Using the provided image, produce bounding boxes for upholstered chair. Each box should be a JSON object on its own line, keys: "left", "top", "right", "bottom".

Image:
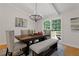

{"left": 51, "top": 31, "right": 58, "bottom": 40}
{"left": 6, "top": 30, "right": 27, "bottom": 56}
{"left": 21, "top": 30, "right": 29, "bottom": 35}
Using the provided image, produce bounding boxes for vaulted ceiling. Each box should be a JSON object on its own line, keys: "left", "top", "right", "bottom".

{"left": 12, "top": 3, "right": 79, "bottom": 18}
{"left": 1, "top": 3, "right": 79, "bottom": 18}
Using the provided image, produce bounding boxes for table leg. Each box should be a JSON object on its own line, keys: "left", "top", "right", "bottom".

{"left": 39, "top": 36, "right": 46, "bottom": 42}
{"left": 23, "top": 41, "right": 29, "bottom": 56}
{"left": 31, "top": 40, "right": 35, "bottom": 44}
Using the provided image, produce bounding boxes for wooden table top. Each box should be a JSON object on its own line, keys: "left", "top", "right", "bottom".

{"left": 15, "top": 34, "right": 45, "bottom": 41}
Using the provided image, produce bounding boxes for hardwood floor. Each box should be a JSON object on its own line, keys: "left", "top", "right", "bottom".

{"left": 64, "top": 45, "right": 79, "bottom": 56}
{"left": 0, "top": 44, "right": 7, "bottom": 56}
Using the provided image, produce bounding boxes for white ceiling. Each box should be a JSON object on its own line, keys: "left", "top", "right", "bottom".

{"left": 1, "top": 3, "right": 79, "bottom": 18}
{"left": 54, "top": 3, "right": 79, "bottom": 13}
{"left": 12, "top": 3, "right": 58, "bottom": 17}
{"left": 12, "top": 3, "right": 79, "bottom": 17}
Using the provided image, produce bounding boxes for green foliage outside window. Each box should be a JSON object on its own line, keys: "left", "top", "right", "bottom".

{"left": 52, "top": 19, "right": 61, "bottom": 31}
{"left": 43, "top": 19, "right": 61, "bottom": 35}
{"left": 44, "top": 20, "right": 50, "bottom": 30}
{"left": 43, "top": 19, "right": 61, "bottom": 31}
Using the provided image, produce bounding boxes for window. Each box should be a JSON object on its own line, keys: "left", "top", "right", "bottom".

{"left": 43, "top": 19, "right": 61, "bottom": 36}
{"left": 44, "top": 20, "right": 50, "bottom": 30}
{"left": 52, "top": 19, "right": 61, "bottom": 31}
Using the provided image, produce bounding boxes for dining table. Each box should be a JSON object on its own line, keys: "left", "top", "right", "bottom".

{"left": 15, "top": 34, "right": 47, "bottom": 55}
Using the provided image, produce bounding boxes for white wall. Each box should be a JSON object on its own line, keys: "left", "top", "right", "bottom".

{"left": 61, "top": 8, "right": 79, "bottom": 48}
{"left": 0, "top": 5, "right": 35, "bottom": 44}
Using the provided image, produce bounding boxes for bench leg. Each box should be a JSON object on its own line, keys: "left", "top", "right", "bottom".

{"left": 32, "top": 51, "right": 39, "bottom": 56}
{"left": 32, "top": 51, "right": 35, "bottom": 56}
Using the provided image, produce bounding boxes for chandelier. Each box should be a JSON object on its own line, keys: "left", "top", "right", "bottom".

{"left": 29, "top": 3, "right": 42, "bottom": 22}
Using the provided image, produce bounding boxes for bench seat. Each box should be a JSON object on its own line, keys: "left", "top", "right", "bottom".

{"left": 30, "top": 39, "right": 58, "bottom": 55}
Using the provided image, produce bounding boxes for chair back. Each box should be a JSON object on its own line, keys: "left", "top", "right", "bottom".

{"left": 6, "top": 30, "right": 14, "bottom": 52}
{"left": 21, "top": 30, "right": 29, "bottom": 35}
{"left": 51, "top": 31, "right": 58, "bottom": 39}
{"left": 44, "top": 30, "right": 51, "bottom": 36}
{"left": 21, "top": 30, "right": 34, "bottom": 35}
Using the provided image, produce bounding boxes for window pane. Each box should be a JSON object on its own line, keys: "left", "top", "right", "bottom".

{"left": 52, "top": 19, "right": 61, "bottom": 31}
{"left": 44, "top": 20, "right": 50, "bottom": 30}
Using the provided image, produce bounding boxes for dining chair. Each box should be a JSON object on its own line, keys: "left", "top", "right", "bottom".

{"left": 21, "top": 30, "right": 29, "bottom": 35}
{"left": 51, "top": 31, "right": 58, "bottom": 40}
{"left": 44, "top": 30, "right": 51, "bottom": 39}
{"left": 6, "top": 30, "right": 27, "bottom": 56}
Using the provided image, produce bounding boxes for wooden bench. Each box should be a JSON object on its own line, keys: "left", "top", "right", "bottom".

{"left": 30, "top": 39, "right": 58, "bottom": 56}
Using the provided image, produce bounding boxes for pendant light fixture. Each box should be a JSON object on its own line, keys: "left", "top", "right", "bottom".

{"left": 29, "top": 3, "right": 42, "bottom": 22}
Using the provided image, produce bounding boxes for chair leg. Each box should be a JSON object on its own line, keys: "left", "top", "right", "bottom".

{"left": 5, "top": 48, "right": 12, "bottom": 56}
{"left": 8, "top": 52, "right": 12, "bottom": 56}
{"left": 5, "top": 48, "right": 8, "bottom": 56}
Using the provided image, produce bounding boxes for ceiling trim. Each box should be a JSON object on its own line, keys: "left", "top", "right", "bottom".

{"left": 51, "top": 3, "right": 60, "bottom": 15}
